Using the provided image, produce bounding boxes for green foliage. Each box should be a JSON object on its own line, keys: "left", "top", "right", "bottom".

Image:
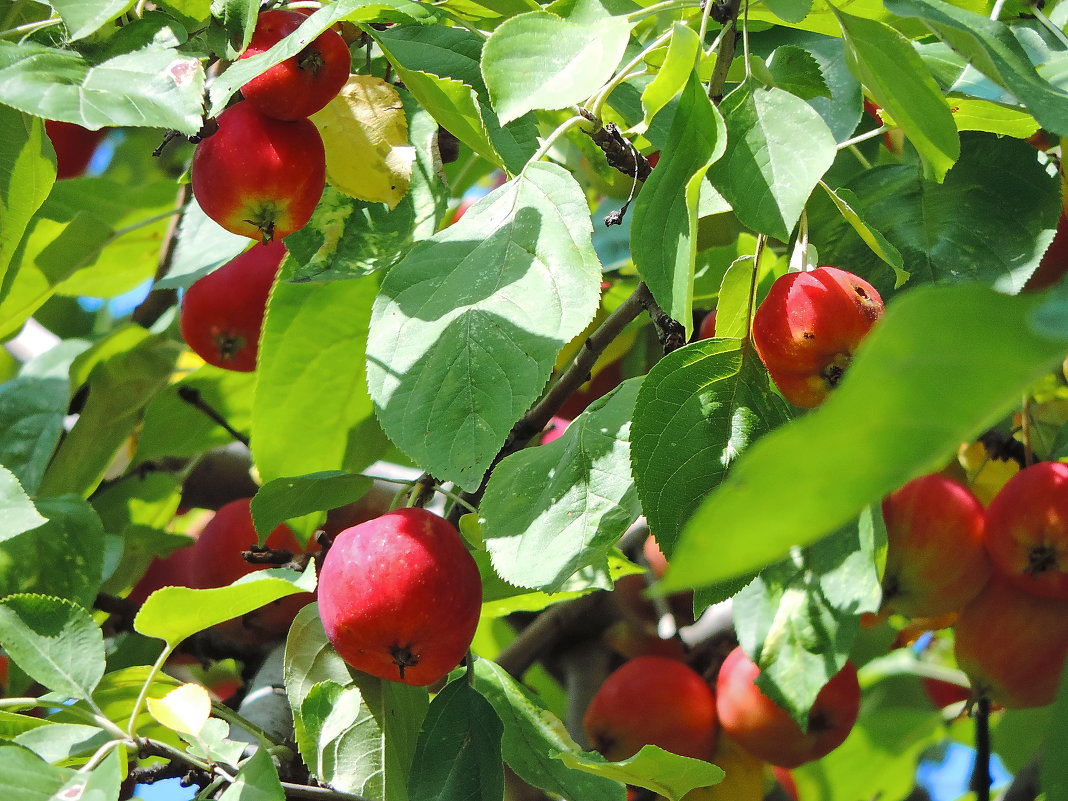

{"left": 1, "top": 0, "right": 1065, "bottom": 797}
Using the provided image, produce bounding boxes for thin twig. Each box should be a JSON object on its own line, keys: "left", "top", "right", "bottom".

{"left": 177, "top": 386, "right": 251, "bottom": 447}
{"left": 970, "top": 695, "right": 993, "bottom": 801}
{"left": 132, "top": 183, "right": 191, "bottom": 328}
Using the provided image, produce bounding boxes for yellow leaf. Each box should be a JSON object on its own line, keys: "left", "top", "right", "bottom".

{"left": 311, "top": 75, "right": 416, "bottom": 209}
{"left": 146, "top": 682, "right": 212, "bottom": 736}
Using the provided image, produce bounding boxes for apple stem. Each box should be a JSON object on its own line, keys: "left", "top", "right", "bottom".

{"left": 969, "top": 695, "right": 992, "bottom": 801}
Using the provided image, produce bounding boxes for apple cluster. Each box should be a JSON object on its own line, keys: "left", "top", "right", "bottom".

{"left": 882, "top": 462, "right": 1068, "bottom": 709}
{"left": 752, "top": 266, "right": 884, "bottom": 408}
{"left": 179, "top": 10, "right": 351, "bottom": 372}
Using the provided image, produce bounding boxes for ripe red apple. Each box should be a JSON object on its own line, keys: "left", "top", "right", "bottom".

{"left": 880, "top": 474, "right": 990, "bottom": 617}
{"left": 954, "top": 576, "right": 1068, "bottom": 708}
{"left": 179, "top": 240, "right": 285, "bottom": 372}
{"left": 45, "top": 120, "right": 107, "bottom": 179}
{"left": 984, "top": 461, "right": 1068, "bottom": 600}
{"left": 317, "top": 507, "right": 482, "bottom": 686}
{"left": 697, "top": 310, "right": 717, "bottom": 340}
{"left": 921, "top": 677, "right": 971, "bottom": 710}
{"left": 239, "top": 10, "right": 350, "bottom": 121}
{"left": 127, "top": 542, "right": 197, "bottom": 607}
{"left": 716, "top": 647, "right": 860, "bottom": 768}
{"left": 583, "top": 656, "right": 718, "bottom": 761}
{"left": 772, "top": 767, "right": 799, "bottom": 801}
{"left": 188, "top": 498, "right": 313, "bottom": 642}
{"left": 752, "top": 267, "right": 884, "bottom": 408}
{"left": 191, "top": 101, "right": 326, "bottom": 242}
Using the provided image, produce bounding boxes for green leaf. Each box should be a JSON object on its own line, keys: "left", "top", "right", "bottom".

{"left": 207, "top": 1, "right": 434, "bottom": 116}
{"left": 251, "top": 472, "right": 371, "bottom": 540}
{"left": 134, "top": 365, "right": 256, "bottom": 463}
{"left": 481, "top": 379, "right": 642, "bottom": 590}
{"left": 707, "top": 80, "right": 836, "bottom": 242}
{"left": 481, "top": 10, "right": 631, "bottom": 125}
{"left": 1042, "top": 666, "right": 1068, "bottom": 801}
{"left": 0, "top": 744, "right": 73, "bottom": 801}
{"left": 733, "top": 510, "right": 882, "bottom": 726}
{"left": 783, "top": 34, "right": 861, "bottom": 143}
{"left": 835, "top": 8, "right": 960, "bottom": 181}
{"left": 135, "top": 563, "right": 317, "bottom": 648}
{"left": 809, "top": 135, "right": 1059, "bottom": 295}
{"left": 0, "top": 465, "right": 45, "bottom": 542}
{"left": 251, "top": 269, "right": 383, "bottom": 485}
{"left": 0, "top": 495, "right": 106, "bottom": 608}
{"left": 764, "top": 0, "right": 812, "bottom": 24}
{"left": 885, "top": 0, "right": 1068, "bottom": 137}
{"left": 662, "top": 285, "right": 1068, "bottom": 591}
{"left": 301, "top": 681, "right": 387, "bottom": 797}
{"left": 14, "top": 722, "right": 111, "bottom": 765}
{"left": 0, "top": 109, "right": 53, "bottom": 295}
{"left": 55, "top": 745, "right": 123, "bottom": 800}
{"left": 637, "top": 24, "right": 701, "bottom": 134}
{"left": 355, "top": 674, "right": 430, "bottom": 801}
{"left": 0, "top": 594, "right": 105, "bottom": 701}
{"left": 947, "top": 98, "right": 1040, "bottom": 138}
{"left": 713, "top": 253, "right": 759, "bottom": 340}
{"left": 631, "top": 338, "right": 792, "bottom": 556}
{"left": 766, "top": 46, "right": 831, "bottom": 100}
{"left": 0, "top": 41, "right": 204, "bottom": 134}
{"left": 473, "top": 659, "right": 625, "bottom": 801}
{"left": 211, "top": 0, "right": 258, "bottom": 59}
{"left": 51, "top": 0, "right": 136, "bottom": 41}
{"left": 367, "top": 161, "right": 602, "bottom": 491}
{"left": 556, "top": 746, "right": 723, "bottom": 801}
{"left": 0, "top": 376, "right": 69, "bottom": 494}
{"left": 39, "top": 328, "right": 180, "bottom": 498}
{"left": 284, "top": 605, "right": 358, "bottom": 772}
{"left": 817, "top": 183, "right": 907, "bottom": 288}
{"left": 632, "top": 72, "right": 725, "bottom": 336}
{"left": 154, "top": 197, "right": 249, "bottom": 290}
{"left": 219, "top": 745, "right": 285, "bottom": 801}
{"left": 408, "top": 679, "right": 504, "bottom": 801}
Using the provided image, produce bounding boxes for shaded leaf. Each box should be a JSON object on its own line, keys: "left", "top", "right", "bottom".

{"left": 366, "top": 161, "right": 602, "bottom": 491}
{"left": 219, "top": 745, "right": 285, "bottom": 801}
{"left": 482, "top": 379, "right": 642, "bottom": 590}
{"left": 0, "top": 108, "right": 53, "bottom": 295}
{"left": 0, "top": 465, "right": 46, "bottom": 542}
{"left": 251, "top": 472, "right": 371, "bottom": 540}
{"left": 556, "top": 746, "right": 723, "bottom": 801}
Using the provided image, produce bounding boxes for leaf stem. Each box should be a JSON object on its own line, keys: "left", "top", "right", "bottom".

{"left": 1032, "top": 6, "right": 1068, "bottom": 50}
{"left": 848, "top": 144, "right": 872, "bottom": 170}
{"left": 209, "top": 701, "right": 282, "bottom": 751}
{"left": 127, "top": 644, "right": 174, "bottom": 736}
{"left": 428, "top": 5, "right": 489, "bottom": 40}
{"left": 836, "top": 125, "right": 888, "bottom": 150}
{"left": 529, "top": 114, "right": 591, "bottom": 164}
{"left": 627, "top": 0, "right": 702, "bottom": 22}
{"left": 81, "top": 738, "right": 126, "bottom": 772}
{"left": 586, "top": 28, "right": 674, "bottom": 119}
{"left": 0, "top": 17, "right": 62, "bottom": 39}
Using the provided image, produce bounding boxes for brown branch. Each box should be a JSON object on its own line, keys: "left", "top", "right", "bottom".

{"left": 131, "top": 183, "right": 190, "bottom": 328}
{"left": 578, "top": 109, "right": 651, "bottom": 181}
{"left": 707, "top": 0, "right": 743, "bottom": 104}
{"left": 177, "top": 386, "right": 251, "bottom": 447}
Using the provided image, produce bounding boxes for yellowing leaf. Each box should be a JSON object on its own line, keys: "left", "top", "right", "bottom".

{"left": 146, "top": 682, "right": 212, "bottom": 736}
{"left": 311, "top": 75, "right": 416, "bottom": 209}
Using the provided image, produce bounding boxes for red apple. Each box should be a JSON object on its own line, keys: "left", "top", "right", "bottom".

{"left": 752, "top": 267, "right": 884, "bottom": 408}
{"left": 317, "top": 508, "right": 482, "bottom": 686}
{"left": 697, "top": 310, "right": 717, "bottom": 340}
{"left": 179, "top": 240, "right": 285, "bottom": 372}
{"left": 880, "top": 474, "right": 990, "bottom": 617}
{"left": 954, "top": 576, "right": 1068, "bottom": 708}
{"left": 716, "top": 647, "right": 860, "bottom": 768}
{"left": 127, "top": 542, "right": 197, "bottom": 607}
{"left": 239, "top": 10, "right": 350, "bottom": 121}
{"left": 1025, "top": 212, "right": 1068, "bottom": 292}
{"left": 921, "top": 677, "right": 971, "bottom": 710}
{"left": 191, "top": 101, "right": 325, "bottom": 242}
{"left": 773, "top": 767, "right": 799, "bottom": 801}
{"left": 985, "top": 461, "right": 1068, "bottom": 600}
{"left": 583, "top": 656, "right": 718, "bottom": 761}
{"left": 45, "top": 120, "right": 107, "bottom": 179}
{"left": 188, "top": 498, "right": 313, "bottom": 642}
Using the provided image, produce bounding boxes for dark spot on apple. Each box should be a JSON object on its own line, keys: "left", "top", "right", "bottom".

{"left": 391, "top": 644, "right": 420, "bottom": 679}
{"left": 808, "top": 708, "right": 833, "bottom": 733}
{"left": 1027, "top": 544, "right": 1059, "bottom": 575}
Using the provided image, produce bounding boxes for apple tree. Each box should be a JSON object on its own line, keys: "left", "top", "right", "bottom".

{"left": 2, "top": 0, "right": 1068, "bottom": 799}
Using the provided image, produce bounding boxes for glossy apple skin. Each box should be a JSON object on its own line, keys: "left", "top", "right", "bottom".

{"left": 188, "top": 498, "right": 312, "bottom": 642}
{"left": 191, "top": 102, "right": 325, "bottom": 242}
{"left": 583, "top": 656, "right": 719, "bottom": 761}
{"left": 880, "top": 474, "right": 990, "bottom": 617}
{"left": 752, "top": 267, "right": 884, "bottom": 408}
{"left": 954, "top": 576, "right": 1068, "bottom": 708}
{"left": 985, "top": 462, "right": 1068, "bottom": 600}
{"left": 180, "top": 240, "right": 285, "bottom": 372}
{"left": 127, "top": 544, "right": 197, "bottom": 607}
{"left": 318, "top": 508, "right": 482, "bottom": 686}
{"left": 45, "top": 120, "right": 107, "bottom": 179}
{"left": 716, "top": 647, "right": 860, "bottom": 768}
{"left": 239, "top": 10, "right": 350, "bottom": 121}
